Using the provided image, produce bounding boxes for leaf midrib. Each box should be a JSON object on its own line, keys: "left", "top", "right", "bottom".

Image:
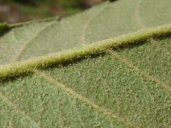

{"left": 1, "top": 23, "right": 171, "bottom": 80}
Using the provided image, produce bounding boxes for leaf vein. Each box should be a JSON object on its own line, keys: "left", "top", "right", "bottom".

{"left": 135, "top": 0, "right": 169, "bottom": 55}
{"left": 149, "top": 38, "right": 171, "bottom": 57}
{"left": 34, "top": 70, "right": 138, "bottom": 128}
{"left": 107, "top": 50, "right": 171, "bottom": 92}
{"left": 13, "top": 22, "right": 56, "bottom": 62}
{"left": 0, "top": 92, "right": 40, "bottom": 128}
{"left": 80, "top": 2, "right": 109, "bottom": 44}
{"left": 135, "top": 0, "right": 146, "bottom": 29}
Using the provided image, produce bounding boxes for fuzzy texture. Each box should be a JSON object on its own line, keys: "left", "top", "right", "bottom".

{"left": 9, "top": 17, "right": 59, "bottom": 28}
{"left": 0, "top": 37, "right": 170, "bottom": 128}
{"left": 0, "top": 23, "right": 171, "bottom": 80}
{"left": 0, "top": 0, "right": 171, "bottom": 127}
{"left": 1, "top": 0, "right": 171, "bottom": 65}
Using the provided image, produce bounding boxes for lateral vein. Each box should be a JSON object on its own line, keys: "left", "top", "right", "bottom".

{"left": 0, "top": 92, "right": 40, "bottom": 128}
{"left": 34, "top": 70, "right": 138, "bottom": 128}
{"left": 107, "top": 50, "right": 171, "bottom": 92}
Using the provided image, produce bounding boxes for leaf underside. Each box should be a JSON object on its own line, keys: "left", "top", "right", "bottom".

{"left": 0, "top": 0, "right": 171, "bottom": 65}
{"left": 0, "top": 0, "right": 171, "bottom": 128}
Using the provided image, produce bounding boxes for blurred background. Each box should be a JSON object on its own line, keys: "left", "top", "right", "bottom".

{"left": 0, "top": 0, "right": 106, "bottom": 23}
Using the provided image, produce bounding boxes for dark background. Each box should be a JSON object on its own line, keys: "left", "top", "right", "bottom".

{"left": 0, "top": 0, "right": 105, "bottom": 23}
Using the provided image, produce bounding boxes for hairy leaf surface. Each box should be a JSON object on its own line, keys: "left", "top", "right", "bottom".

{"left": 0, "top": 0, "right": 171, "bottom": 64}
{"left": 0, "top": 0, "right": 171, "bottom": 128}
{"left": 0, "top": 37, "right": 171, "bottom": 128}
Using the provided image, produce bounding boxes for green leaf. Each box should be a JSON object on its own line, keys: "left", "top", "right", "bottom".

{"left": 0, "top": 37, "right": 171, "bottom": 128}
{"left": 0, "top": 0, "right": 171, "bottom": 128}
{"left": 0, "top": 0, "right": 171, "bottom": 65}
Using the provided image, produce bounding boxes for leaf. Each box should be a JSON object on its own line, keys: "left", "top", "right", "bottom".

{"left": 0, "top": 0, "right": 171, "bottom": 65}
{"left": 0, "top": 24, "right": 171, "bottom": 80}
{"left": 0, "top": 37, "right": 171, "bottom": 128}
{"left": 0, "top": 0, "right": 171, "bottom": 128}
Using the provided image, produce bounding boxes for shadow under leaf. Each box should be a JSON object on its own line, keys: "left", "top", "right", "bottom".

{"left": 0, "top": 23, "right": 11, "bottom": 36}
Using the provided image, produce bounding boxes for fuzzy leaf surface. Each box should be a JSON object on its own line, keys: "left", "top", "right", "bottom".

{"left": 0, "top": 0, "right": 171, "bottom": 128}
{"left": 0, "top": 0, "right": 171, "bottom": 64}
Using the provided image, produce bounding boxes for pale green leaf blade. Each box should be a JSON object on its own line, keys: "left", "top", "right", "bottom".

{"left": 0, "top": 0, "right": 171, "bottom": 65}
